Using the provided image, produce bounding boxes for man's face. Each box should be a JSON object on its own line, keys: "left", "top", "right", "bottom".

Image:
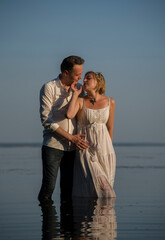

{"left": 67, "top": 64, "right": 83, "bottom": 85}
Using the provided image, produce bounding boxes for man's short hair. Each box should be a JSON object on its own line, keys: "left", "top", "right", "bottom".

{"left": 60, "top": 55, "right": 85, "bottom": 73}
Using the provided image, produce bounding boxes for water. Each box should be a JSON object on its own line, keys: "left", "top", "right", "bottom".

{"left": 0, "top": 143, "right": 165, "bottom": 239}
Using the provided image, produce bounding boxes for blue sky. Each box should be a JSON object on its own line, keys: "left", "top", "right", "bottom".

{"left": 0, "top": 0, "right": 165, "bottom": 143}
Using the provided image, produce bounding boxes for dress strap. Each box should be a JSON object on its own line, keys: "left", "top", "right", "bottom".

{"left": 108, "top": 97, "right": 111, "bottom": 107}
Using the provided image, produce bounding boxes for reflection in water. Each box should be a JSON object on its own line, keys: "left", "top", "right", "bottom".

{"left": 40, "top": 202, "right": 60, "bottom": 239}
{"left": 72, "top": 197, "right": 117, "bottom": 239}
{"left": 40, "top": 198, "right": 117, "bottom": 239}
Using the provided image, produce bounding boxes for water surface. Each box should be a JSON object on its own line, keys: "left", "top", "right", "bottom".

{"left": 0, "top": 144, "right": 165, "bottom": 239}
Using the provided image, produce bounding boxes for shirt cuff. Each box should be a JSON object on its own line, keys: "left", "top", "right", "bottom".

{"left": 50, "top": 123, "right": 60, "bottom": 131}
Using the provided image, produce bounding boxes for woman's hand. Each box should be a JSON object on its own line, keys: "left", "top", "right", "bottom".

{"left": 71, "top": 83, "right": 82, "bottom": 97}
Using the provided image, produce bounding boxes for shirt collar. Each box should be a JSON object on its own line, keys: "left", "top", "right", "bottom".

{"left": 55, "top": 75, "right": 62, "bottom": 88}
{"left": 55, "top": 75, "right": 73, "bottom": 94}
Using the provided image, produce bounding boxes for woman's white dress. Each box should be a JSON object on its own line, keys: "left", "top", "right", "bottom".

{"left": 72, "top": 99, "right": 116, "bottom": 198}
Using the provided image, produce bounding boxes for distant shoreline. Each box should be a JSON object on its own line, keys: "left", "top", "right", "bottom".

{"left": 0, "top": 142, "right": 165, "bottom": 148}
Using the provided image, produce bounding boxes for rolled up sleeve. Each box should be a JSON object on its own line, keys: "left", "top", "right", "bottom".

{"left": 40, "top": 83, "right": 59, "bottom": 132}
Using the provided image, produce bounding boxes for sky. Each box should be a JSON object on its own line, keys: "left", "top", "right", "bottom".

{"left": 0, "top": 0, "right": 165, "bottom": 143}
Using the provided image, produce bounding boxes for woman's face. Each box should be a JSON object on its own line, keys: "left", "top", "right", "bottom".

{"left": 83, "top": 73, "right": 97, "bottom": 92}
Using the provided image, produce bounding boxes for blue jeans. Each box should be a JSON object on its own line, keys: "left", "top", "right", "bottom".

{"left": 38, "top": 145, "right": 75, "bottom": 202}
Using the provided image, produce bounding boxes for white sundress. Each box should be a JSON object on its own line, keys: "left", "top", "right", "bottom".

{"left": 72, "top": 98, "right": 116, "bottom": 198}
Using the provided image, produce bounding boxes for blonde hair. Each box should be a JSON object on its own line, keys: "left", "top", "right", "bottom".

{"left": 85, "top": 71, "right": 106, "bottom": 95}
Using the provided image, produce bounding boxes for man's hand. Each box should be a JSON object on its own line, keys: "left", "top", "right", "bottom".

{"left": 70, "top": 134, "right": 89, "bottom": 150}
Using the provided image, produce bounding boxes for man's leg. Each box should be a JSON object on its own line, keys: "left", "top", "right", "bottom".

{"left": 60, "top": 151, "right": 75, "bottom": 201}
{"left": 38, "top": 145, "right": 64, "bottom": 203}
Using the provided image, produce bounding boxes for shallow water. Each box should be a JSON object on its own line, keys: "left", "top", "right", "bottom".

{"left": 0, "top": 144, "right": 165, "bottom": 239}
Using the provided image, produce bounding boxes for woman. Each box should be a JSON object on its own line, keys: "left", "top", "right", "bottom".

{"left": 67, "top": 71, "right": 116, "bottom": 198}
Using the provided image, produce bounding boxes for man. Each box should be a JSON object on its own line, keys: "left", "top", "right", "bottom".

{"left": 38, "top": 55, "right": 88, "bottom": 204}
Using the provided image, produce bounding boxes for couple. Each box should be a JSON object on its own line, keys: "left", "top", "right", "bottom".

{"left": 38, "top": 55, "right": 116, "bottom": 204}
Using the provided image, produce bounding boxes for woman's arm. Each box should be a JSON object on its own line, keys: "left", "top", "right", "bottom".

{"left": 67, "top": 83, "right": 82, "bottom": 119}
{"left": 106, "top": 97, "right": 115, "bottom": 141}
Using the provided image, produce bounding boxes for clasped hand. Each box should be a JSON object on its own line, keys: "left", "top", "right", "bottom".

{"left": 71, "top": 134, "right": 89, "bottom": 150}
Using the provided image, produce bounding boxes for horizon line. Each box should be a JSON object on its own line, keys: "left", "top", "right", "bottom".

{"left": 0, "top": 142, "right": 165, "bottom": 147}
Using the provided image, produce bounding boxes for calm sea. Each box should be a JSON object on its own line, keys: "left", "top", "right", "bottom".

{"left": 0, "top": 143, "right": 165, "bottom": 240}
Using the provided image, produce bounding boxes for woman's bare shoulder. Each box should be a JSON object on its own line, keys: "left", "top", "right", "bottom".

{"left": 104, "top": 96, "right": 115, "bottom": 106}
{"left": 110, "top": 97, "right": 115, "bottom": 106}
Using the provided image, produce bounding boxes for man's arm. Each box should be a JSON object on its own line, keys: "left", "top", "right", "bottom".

{"left": 40, "top": 82, "right": 88, "bottom": 149}
{"left": 40, "top": 83, "right": 60, "bottom": 131}
{"left": 55, "top": 126, "right": 88, "bottom": 150}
